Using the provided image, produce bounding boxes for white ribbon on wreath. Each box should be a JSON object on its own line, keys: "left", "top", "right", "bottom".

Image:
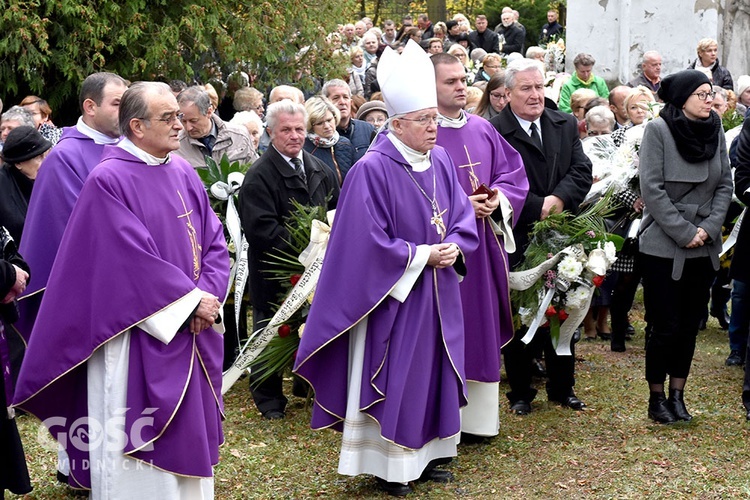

{"left": 221, "top": 210, "right": 336, "bottom": 395}
{"left": 210, "top": 171, "right": 248, "bottom": 329}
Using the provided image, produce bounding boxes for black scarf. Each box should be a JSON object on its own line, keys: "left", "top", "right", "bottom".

{"left": 659, "top": 103, "right": 721, "bottom": 163}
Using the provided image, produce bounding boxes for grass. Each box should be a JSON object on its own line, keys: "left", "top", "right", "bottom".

{"left": 11, "top": 303, "right": 750, "bottom": 499}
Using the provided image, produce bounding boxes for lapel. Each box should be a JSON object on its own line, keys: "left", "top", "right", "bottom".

{"left": 302, "top": 151, "right": 324, "bottom": 196}
{"left": 539, "top": 110, "right": 567, "bottom": 191}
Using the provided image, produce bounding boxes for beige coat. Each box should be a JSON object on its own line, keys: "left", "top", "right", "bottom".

{"left": 176, "top": 114, "right": 258, "bottom": 168}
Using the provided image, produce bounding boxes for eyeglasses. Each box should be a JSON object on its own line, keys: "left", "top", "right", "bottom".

{"left": 692, "top": 91, "right": 716, "bottom": 101}
{"left": 587, "top": 130, "right": 609, "bottom": 136}
{"left": 490, "top": 92, "right": 507, "bottom": 100}
{"left": 398, "top": 115, "right": 440, "bottom": 126}
{"left": 148, "top": 112, "right": 184, "bottom": 125}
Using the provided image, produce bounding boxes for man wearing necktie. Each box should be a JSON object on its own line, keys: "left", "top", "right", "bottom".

{"left": 490, "top": 58, "right": 592, "bottom": 415}
{"left": 239, "top": 100, "right": 339, "bottom": 419}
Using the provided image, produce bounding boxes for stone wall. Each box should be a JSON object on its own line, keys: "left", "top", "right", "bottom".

{"left": 566, "top": 0, "right": 741, "bottom": 88}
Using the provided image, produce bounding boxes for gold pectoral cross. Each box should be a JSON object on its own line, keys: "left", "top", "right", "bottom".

{"left": 177, "top": 190, "right": 202, "bottom": 281}
{"left": 431, "top": 207, "right": 448, "bottom": 240}
{"left": 457, "top": 144, "right": 482, "bottom": 191}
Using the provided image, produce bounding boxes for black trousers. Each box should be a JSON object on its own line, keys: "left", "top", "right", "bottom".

{"left": 248, "top": 307, "right": 288, "bottom": 414}
{"left": 502, "top": 327, "right": 576, "bottom": 403}
{"left": 222, "top": 299, "right": 248, "bottom": 371}
{"left": 640, "top": 254, "right": 714, "bottom": 384}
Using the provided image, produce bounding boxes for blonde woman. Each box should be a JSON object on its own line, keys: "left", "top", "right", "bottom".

{"left": 302, "top": 96, "right": 355, "bottom": 185}
{"left": 475, "top": 53, "right": 502, "bottom": 83}
{"left": 687, "top": 38, "right": 733, "bottom": 90}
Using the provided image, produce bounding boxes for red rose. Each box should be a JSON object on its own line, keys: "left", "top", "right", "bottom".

{"left": 278, "top": 324, "right": 292, "bottom": 337}
{"left": 558, "top": 309, "right": 569, "bottom": 321}
{"left": 592, "top": 275, "right": 605, "bottom": 287}
{"left": 290, "top": 274, "right": 302, "bottom": 286}
{"left": 545, "top": 305, "right": 557, "bottom": 317}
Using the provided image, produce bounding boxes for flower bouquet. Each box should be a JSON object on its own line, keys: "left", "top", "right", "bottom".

{"left": 509, "top": 194, "right": 621, "bottom": 354}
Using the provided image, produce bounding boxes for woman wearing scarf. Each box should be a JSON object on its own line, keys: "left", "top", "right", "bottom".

{"left": 303, "top": 96, "right": 355, "bottom": 186}
{"left": 639, "top": 70, "right": 732, "bottom": 424}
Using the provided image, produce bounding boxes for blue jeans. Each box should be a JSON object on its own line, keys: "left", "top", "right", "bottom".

{"left": 731, "top": 280, "right": 750, "bottom": 354}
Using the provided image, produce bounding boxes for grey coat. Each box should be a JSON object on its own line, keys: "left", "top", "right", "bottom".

{"left": 638, "top": 117, "right": 733, "bottom": 279}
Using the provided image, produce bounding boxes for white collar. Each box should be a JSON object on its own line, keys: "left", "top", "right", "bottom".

{"left": 273, "top": 146, "right": 303, "bottom": 170}
{"left": 387, "top": 133, "right": 431, "bottom": 172}
{"left": 438, "top": 110, "right": 467, "bottom": 129}
{"left": 512, "top": 111, "right": 542, "bottom": 139}
{"left": 117, "top": 137, "right": 171, "bottom": 165}
{"left": 76, "top": 117, "right": 121, "bottom": 145}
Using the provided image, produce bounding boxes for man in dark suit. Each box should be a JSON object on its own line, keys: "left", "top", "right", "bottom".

{"left": 490, "top": 58, "right": 592, "bottom": 415}
{"left": 495, "top": 11, "right": 525, "bottom": 55}
{"left": 239, "top": 100, "right": 339, "bottom": 419}
{"left": 469, "top": 15, "right": 500, "bottom": 54}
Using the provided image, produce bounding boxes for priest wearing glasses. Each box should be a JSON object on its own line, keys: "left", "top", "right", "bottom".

{"left": 14, "top": 82, "right": 230, "bottom": 497}
{"left": 294, "top": 40, "right": 478, "bottom": 497}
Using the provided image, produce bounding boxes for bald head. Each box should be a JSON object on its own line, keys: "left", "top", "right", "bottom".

{"left": 608, "top": 85, "right": 631, "bottom": 125}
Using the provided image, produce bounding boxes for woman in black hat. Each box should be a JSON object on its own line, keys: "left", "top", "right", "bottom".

{"left": 0, "top": 126, "right": 53, "bottom": 243}
{"left": 638, "top": 70, "right": 733, "bottom": 423}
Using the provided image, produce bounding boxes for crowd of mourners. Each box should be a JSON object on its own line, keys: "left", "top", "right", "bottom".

{"left": 2, "top": 5, "right": 750, "bottom": 498}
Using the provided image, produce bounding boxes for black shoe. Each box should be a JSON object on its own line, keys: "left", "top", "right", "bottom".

{"left": 698, "top": 318, "right": 707, "bottom": 331}
{"left": 460, "top": 432, "right": 489, "bottom": 444}
{"left": 711, "top": 309, "right": 730, "bottom": 330}
{"left": 418, "top": 468, "right": 454, "bottom": 483}
{"left": 625, "top": 323, "right": 636, "bottom": 339}
{"left": 668, "top": 389, "right": 692, "bottom": 421}
{"left": 375, "top": 477, "right": 412, "bottom": 497}
{"left": 746, "top": 408, "right": 750, "bottom": 422}
{"left": 261, "top": 409, "right": 285, "bottom": 420}
{"left": 551, "top": 395, "right": 586, "bottom": 410}
{"left": 611, "top": 329, "right": 626, "bottom": 352}
{"left": 726, "top": 350, "right": 744, "bottom": 366}
{"left": 597, "top": 330, "right": 611, "bottom": 341}
{"left": 510, "top": 400, "right": 531, "bottom": 415}
{"left": 648, "top": 392, "right": 676, "bottom": 424}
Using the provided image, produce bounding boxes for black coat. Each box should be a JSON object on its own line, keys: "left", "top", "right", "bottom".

{"left": 239, "top": 147, "right": 339, "bottom": 314}
{"left": 490, "top": 106, "right": 592, "bottom": 267}
{"left": 496, "top": 22, "right": 525, "bottom": 54}
{"left": 730, "top": 119, "right": 750, "bottom": 282}
{"left": 687, "top": 59, "right": 733, "bottom": 90}
{"left": 468, "top": 29, "right": 499, "bottom": 54}
{"left": 0, "top": 165, "right": 32, "bottom": 244}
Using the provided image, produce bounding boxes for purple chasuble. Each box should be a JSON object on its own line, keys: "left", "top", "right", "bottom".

{"left": 16, "top": 127, "right": 108, "bottom": 342}
{"left": 294, "top": 132, "right": 479, "bottom": 450}
{"left": 13, "top": 146, "right": 229, "bottom": 488}
{"left": 436, "top": 114, "right": 528, "bottom": 382}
